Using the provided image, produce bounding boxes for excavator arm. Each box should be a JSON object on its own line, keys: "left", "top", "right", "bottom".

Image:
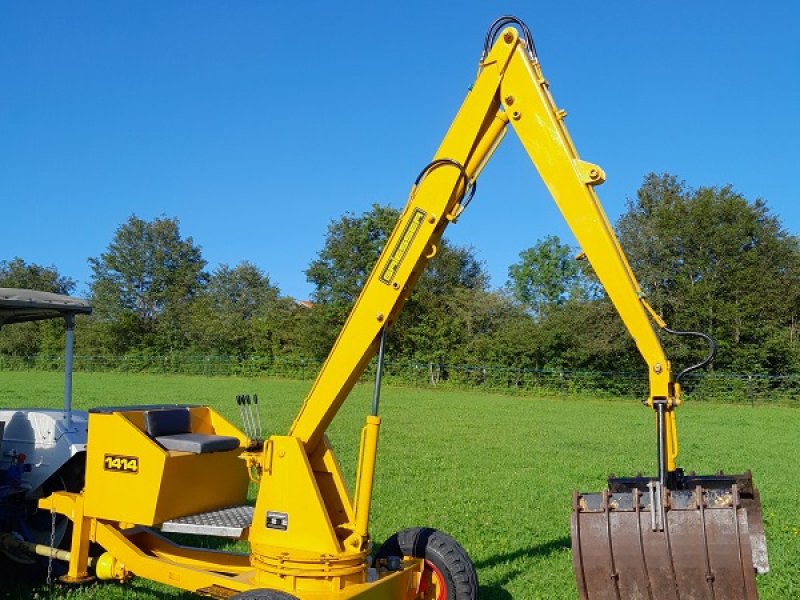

{"left": 289, "top": 21, "right": 678, "bottom": 467}
{"left": 30, "top": 16, "right": 764, "bottom": 600}
{"left": 246, "top": 17, "right": 763, "bottom": 599}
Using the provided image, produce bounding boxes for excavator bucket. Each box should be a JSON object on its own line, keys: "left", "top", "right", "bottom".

{"left": 571, "top": 472, "right": 766, "bottom": 600}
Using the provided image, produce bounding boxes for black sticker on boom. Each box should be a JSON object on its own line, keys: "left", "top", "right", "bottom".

{"left": 379, "top": 208, "right": 427, "bottom": 285}
{"left": 103, "top": 454, "right": 139, "bottom": 474}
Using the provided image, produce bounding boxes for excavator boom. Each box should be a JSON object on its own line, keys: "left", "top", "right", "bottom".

{"left": 279, "top": 17, "right": 763, "bottom": 600}
{"left": 290, "top": 23, "right": 675, "bottom": 456}
{"left": 34, "top": 15, "right": 765, "bottom": 600}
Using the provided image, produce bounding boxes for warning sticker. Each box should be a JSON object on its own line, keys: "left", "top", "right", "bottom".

{"left": 266, "top": 511, "right": 289, "bottom": 531}
{"left": 380, "top": 208, "right": 427, "bottom": 285}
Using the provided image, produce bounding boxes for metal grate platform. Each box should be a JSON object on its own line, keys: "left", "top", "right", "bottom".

{"left": 160, "top": 504, "right": 254, "bottom": 537}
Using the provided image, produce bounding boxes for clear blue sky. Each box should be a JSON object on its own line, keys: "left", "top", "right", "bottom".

{"left": 2, "top": 2, "right": 798, "bottom": 300}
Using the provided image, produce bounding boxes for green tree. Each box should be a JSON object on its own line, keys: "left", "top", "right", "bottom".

{"left": 0, "top": 258, "right": 75, "bottom": 294}
{"left": 395, "top": 248, "right": 488, "bottom": 364}
{"left": 302, "top": 204, "right": 399, "bottom": 357}
{"left": 305, "top": 204, "right": 400, "bottom": 308}
{"left": 529, "top": 299, "right": 636, "bottom": 372}
{"left": 0, "top": 259, "right": 77, "bottom": 357}
{"left": 507, "top": 235, "right": 591, "bottom": 318}
{"left": 187, "top": 262, "right": 294, "bottom": 356}
{"left": 303, "top": 204, "right": 489, "bottom": 360}
{"left": 88, "top": 215, "right": 207, "bottom": 352}
{"left": 617, "top": 173, "right": 800, "bottom": 373}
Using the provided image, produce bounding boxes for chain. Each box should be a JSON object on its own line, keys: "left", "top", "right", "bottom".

{"left": 46, "top": 510, "right": 56, "bottom": 586}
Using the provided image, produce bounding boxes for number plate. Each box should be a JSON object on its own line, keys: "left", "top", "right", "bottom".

{"left": 103, "top": 454, "right": 139, "bottom": 474}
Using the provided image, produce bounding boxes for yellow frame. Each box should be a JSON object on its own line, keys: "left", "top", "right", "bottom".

{"left": 42, "top": 21, "right": 686, "bottom": 598}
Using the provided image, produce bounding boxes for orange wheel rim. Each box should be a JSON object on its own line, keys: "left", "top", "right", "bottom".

{"left": 419, "top": 559, "right": 447, "bottom": 600}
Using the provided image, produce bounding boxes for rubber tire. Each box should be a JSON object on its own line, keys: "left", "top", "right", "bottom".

{"left": 0, "top": 454, "right": 86, "bottom": 582}
{"left": 230, "top": 591, "right": 299, "bottom": 600}
{"left": 374, "top": 527, "right": 478, "bottom": 600}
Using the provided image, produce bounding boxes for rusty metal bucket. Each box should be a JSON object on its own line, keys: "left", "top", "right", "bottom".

{"left": 571, "top": 472, "right": 766, "bottom": 600}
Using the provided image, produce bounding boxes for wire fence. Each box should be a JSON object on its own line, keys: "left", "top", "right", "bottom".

{"left": 1, "top": 353, "right": 798, "bottom": 406}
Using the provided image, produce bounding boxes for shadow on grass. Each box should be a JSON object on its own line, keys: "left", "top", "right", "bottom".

{"left": 35, "top": 580, "right": 198, "bottom": 599}
{"left": 370, "top": 534, "right": 572, "bottom": 598}
{"left": 477, "top": 536, "right": 571, "bottom": 596}
{"left": 474, "top": 536, "right": 571, "bottom": 570}
{"left": 1, "top": 537, "right": 573, "bottom": 599}
{"left": 160, "top": 530, "right": 247, "bottom": 552}
{"left": 479, "top": 585, "right": 514, "bottom": 600}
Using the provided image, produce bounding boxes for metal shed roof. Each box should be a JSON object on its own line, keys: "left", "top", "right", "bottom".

{"left": 0, "top": 288, "right": 92, "bottom": 326}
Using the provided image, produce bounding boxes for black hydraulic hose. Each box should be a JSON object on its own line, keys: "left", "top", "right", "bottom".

{"left": 482, "top": 15, "right": 538, "bottom": 62}
{"left": 413, "top": 158, "right": 477, "bottom": 210}
{"left": 662, "top": 326, "right": 718, "bottom": 385}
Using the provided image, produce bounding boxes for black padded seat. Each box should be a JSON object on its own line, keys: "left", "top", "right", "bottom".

{"left": 154, "top": 432, "right": 240, "bottom": 454}
{"left": 143, "top": 408, "right": 239, "bottom": 455}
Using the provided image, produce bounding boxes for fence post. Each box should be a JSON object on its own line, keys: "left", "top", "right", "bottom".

{"left": 748, "top": 374, "right": 754, "bottom": 407}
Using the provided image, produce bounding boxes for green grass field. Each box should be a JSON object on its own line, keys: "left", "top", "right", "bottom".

{"left": 0, "top": 371, "right": 797, "bottom": 599}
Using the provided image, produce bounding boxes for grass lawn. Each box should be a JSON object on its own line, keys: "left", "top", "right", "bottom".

{"left": 0, "top": 371, "right": 797, "bottom": 599}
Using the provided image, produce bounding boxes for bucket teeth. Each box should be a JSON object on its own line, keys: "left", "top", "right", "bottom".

{"left": 572, "top": 476, "right": 764, "bottom": 600}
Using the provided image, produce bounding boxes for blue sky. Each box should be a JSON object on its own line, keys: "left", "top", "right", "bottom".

{"left": 1, "top": 2, "right": 798, "bottom": 300}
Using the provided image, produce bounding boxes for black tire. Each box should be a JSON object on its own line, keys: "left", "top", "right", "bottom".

{"left": 374, "top": 527, "right": 478, "bottom": 600}
{"left": 230, "top": 591, "right": 299, "bottom": 600}
{"left": 0, "top": 453, "right": 86, "bottom": 582}
{"left": 27, "top": 453, "right": 86, "bottom": 546}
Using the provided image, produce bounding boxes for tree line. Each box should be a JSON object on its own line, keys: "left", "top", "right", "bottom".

{"left": 2, "top": 173, "right": 799, "bottom": 376}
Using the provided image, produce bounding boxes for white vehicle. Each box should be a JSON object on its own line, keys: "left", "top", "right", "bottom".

{"left": 0, "top": 288, "right": 91, "bottom": 575}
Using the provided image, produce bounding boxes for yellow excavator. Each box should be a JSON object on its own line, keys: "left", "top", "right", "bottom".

{"left": 7, "top": 15, "right": 766, "bottom": 600}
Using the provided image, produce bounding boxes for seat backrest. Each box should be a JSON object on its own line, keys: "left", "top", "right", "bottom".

{"left": 144, "top": 408, "right": 191, "bottom": 438}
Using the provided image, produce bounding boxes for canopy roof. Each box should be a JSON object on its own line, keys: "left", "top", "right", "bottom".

{"left": 0, "top": 288, "right": 92, "bottom": 327}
